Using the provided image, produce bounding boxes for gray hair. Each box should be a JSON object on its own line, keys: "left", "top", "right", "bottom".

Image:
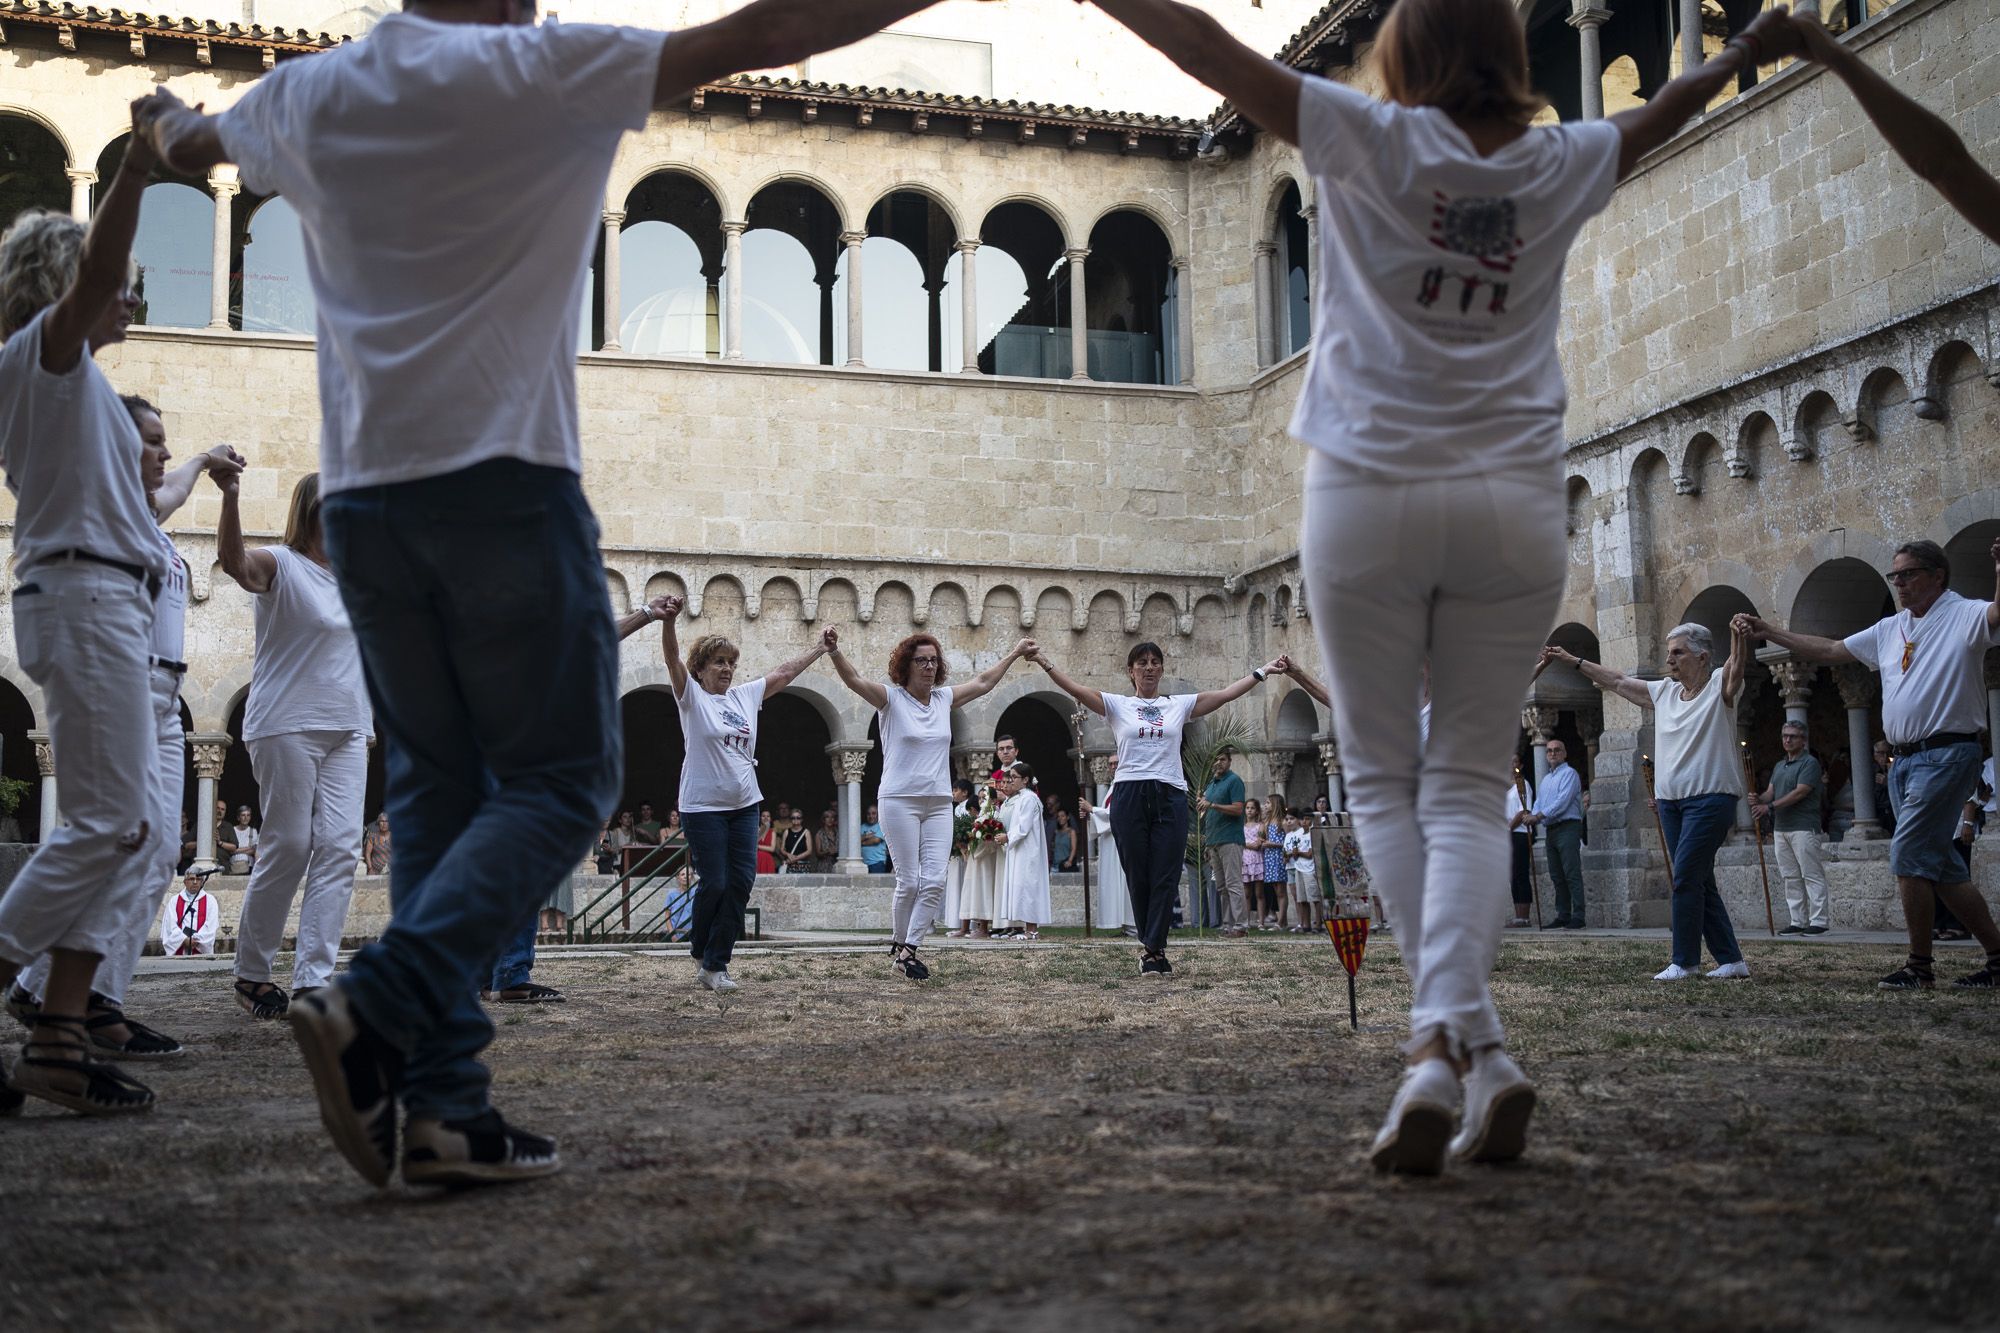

{"left": 1665, "top": 623, "right": 1714, "bottom": 660}
{"left": 0, "top": 208, "right": 83, "bottom": 340}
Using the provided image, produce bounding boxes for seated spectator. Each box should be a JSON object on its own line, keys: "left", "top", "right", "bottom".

{"left": 814, "top": 809, "right": 840, "bottom": 872}
{"left": 159, "top": 868, "right": 220, "bottom": 956}
{"left": 661, "top": 807, "right": 687, "bottom": 852}
{"left": 1050, "top": 807, "right": 1078, "bottom": 872}
{"left": 176, "top": 812, "right": 198, "bottom": 875}
{"left": 601, "top": 810, "right": 640, "bottom": 872}
{"left": 635, "top": 800, "right": 663, "bottom": 846}
{"left": 859, "top": 804, "right": 890, "bottom": 874}
{"left": 219, "top": 805, "right": 258, "bottom": 875}
{"left": 362, "top": 812, "right": 391, "bottom": 875}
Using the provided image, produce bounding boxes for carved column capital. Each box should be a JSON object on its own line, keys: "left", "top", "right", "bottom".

{"left": 1834, "top": 663, "right": 1879, "bottom": 712}
{"left": 1768, "top": 659, "right": 1816, "bottom": 707}
{"left": 27, "top": 732, "right": 54, "bottom": 777}
{"left": 1521, "top": 705, "right": 1560, "bottom": 741}
{"left": 825, "top": 742, "right": 872, "bottom": 786}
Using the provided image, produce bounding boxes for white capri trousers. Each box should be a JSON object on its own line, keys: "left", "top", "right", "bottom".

{"left": 0, "top": 564, "right": 161, "bottom": 968}
{"left": 21, "top": 666, "right": 184, "bottom": 1007}
{"left": 880, "top": 794, "right": 953, "bottom": 947}
{"left": 233, "top": 729, "right": 369, "bottom": 990}
{"left": 1301, "top": 452, "right": 1566, "bottom": 1059}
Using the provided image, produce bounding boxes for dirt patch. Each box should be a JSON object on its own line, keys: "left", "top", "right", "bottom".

{"left": 3, "top": 936, "right": 1997, "bottom": 1330}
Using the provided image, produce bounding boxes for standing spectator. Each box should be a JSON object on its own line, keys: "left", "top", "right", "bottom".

{"left": 634, "top": 802, "right": 663, "bottom": 846}
{"left": 755, "top": 810, "right": 779, "bottom": 876}
{"left": 602, "top": 811, "right": 640, "bottom": 872}
{"left": 592, "top": 819, "right": 619, "bottom": 876}
{"left": 1739, "top": 538, "right": 2000, "bottom": 989}
{"left": 1505, "top": 763, "right": 1534, "bottom": 929}
{"left": 1752, "top": 721, "right": 1829, "bottom": 935}
{"left": 1242, "top": 798, "right": 1270, "bottom": 929}
{"left": 1261, "top": 801, "right": 1289, "bottom": 929}
{"left": 859, "top": 805, "right": 890, "bottom": 874}
{"left": 1050, "top": 808, "right": 1078, "bottom": 873}
{"left": 362, "top": 814, "right": 392, "bottom": 877}
{"left": 813, "top": 809, "right": 840, "bottom": 872}
{"left": 1871, "top": 740, "right": 1897, "bottom": 833}
{"left": 661, "top": 808, "right": 688, "bottom": 860}
{"left": 212, "top": 798, "right": 230, "bottom": 864}
{"left": 1524, "top": 740, "right": 1586, "bottom": 928}
{"left": 994, "top": 763, "right": 1051, "bottom": 941}
{"left": 221, "top": 808, "right": 259, "bottom": 878}
{"left": 779, "top": 811, "right": 813, "bottom": 874}
{"left": 158, "top": 871, "right": 220, "bottom": 958}
{"left": 1198, "top": 750, "right": 1250, "bottom": 937}
{"left": 1283, "top": 812, "right": 1320, "bottom": 933}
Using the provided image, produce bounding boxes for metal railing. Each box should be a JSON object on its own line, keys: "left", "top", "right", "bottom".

{"left": 569, "top": 843, "right": 696, "bottom": 944}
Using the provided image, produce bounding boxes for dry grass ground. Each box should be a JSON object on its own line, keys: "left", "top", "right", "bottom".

{"left": 3, "top": 935, "right": 1998, "bottom": 1331}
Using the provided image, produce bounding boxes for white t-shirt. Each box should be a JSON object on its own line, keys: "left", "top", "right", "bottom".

{"left": 876, "top": 684, "right": 955, "bottom": 799}
{"left": 243, "top": 546, "right": 373, "bottom": 742}
{"left": 215, "top": 15, "right": 669, "bottom": 495}
{"left": 1843, "top": 592, "right": 2000, "bottom": 745}
{"left": 151, "top": 530, "right": 189, "bottom": 663}
{"left": 1647, "top": 674, "right": 1745, "bottom": 801}
{"left": 1505, "top": 780, "right": 1528, "bottom": 826}
{"left": 1289, "top": 77, "right": 1623, "bottom": 479}
{"left": 1283, "top": 827, "right": 1314, "bottom": 871}
{"left": 676, "top": 676, "right": 767, "bottom": 814}
{"left": 1103, "top": 693, "right": 1198, "bottom": 788}
{"left": 0, "top": 310, "right": 169, "bottom": 578}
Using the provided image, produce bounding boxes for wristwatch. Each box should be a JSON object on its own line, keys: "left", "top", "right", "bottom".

{"left": 1252, "top": 667, "right": 1268, "bottom": 682}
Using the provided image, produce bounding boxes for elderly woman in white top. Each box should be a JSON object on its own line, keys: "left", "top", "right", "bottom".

{"left": 1541, "top": 621, "right": 1752, "bottom": 982}
{"left": 0, "top": 127, "right": 179, "bottom": 1117}
{"left": 218, "top": 469, "right": 374, "bottom": 1018}
{"left": 823, "top": 628, "right": 1033, "bottom": 981}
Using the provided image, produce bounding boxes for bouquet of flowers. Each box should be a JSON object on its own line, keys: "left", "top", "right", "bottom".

{"left": 954, "top": 812, "right": 1005, "bottom": 858}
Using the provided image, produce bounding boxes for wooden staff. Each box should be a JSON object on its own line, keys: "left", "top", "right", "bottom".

{"left": 1741, "top": 741, "right": 1777, "bottom": 937}
{"left": 1514, "top": 770, "right": 1543, "bottom": 930}
{"left": 1070, "top": 706, "right": 1094, "bottom": 940}
{"left": 1641, "top": 755, "right": 1678, "bottom": 895}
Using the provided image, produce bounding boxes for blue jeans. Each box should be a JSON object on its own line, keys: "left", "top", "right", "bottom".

{"left": 1656, "top": 792, "right": 1744, "bottom": 968}
{"left": 683, "top": 805, "right": 759, "bottom": 971}
{"left": 322, "top": 459, "right": 621, "bottom": 1120}
{"left": 490, "top": 905, "right": 537, "bottom": 992}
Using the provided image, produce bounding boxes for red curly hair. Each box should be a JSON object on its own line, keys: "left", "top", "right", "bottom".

{"left": 887, "top": 633, "right": 948, "bottom": 686}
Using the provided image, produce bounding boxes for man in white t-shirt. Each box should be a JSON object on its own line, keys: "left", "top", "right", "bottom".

{"left": 1740, "top": 538, "right": 2000, "bottom": 991}
{"left": 134, "top": 0, "right": 983, "bottom": 1190}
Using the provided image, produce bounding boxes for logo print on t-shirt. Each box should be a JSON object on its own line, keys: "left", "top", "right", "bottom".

{"left": 719, "top": 706, "right": 749, "bottom": 733}
{"left": 1420, "top": 192, "right": 1522, "bottom": 316}
{"left": 1135, "top": 702, "right": 1166, "bottom": 741}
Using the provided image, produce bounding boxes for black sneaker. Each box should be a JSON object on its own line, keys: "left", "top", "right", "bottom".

{"left": 1778, "top": 924, "right": 1807, "bottom": 936}
{"left": 287, "top": 985, "right": 404, "bottom": 1187}
{"left": 1563, "top": 920, "right": 1586, "bottom": 930}
{"left": 1950, "top": 963, "right": 2000, "bottom": 990}
{"left": 403, "top": 1108, "right": 560, "bottom": 1187}
{"left": 1802, "top": 926, "right": 1830, "bottom": 935}
{"left": 1140, "top": 953, "right": 1172, "bottom": 978}
{"left": 1876, "top": 966, "right": 1935, "bottom": 991}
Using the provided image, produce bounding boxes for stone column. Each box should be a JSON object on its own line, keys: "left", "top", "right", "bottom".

{"left": 827, "top": 742, "right": 873, "bottom": 873}
{"left": 1252, "top": 240, "right": 1278, "bottom": 367}
{"left": 29, "top": 732, "right": 56, "bottom": 841}
{"left": 1837, "top": 665, "right": 1885, "bottom": 840}
{"left": 1302, "top": 203, "right": 1320, "bottom": 314}
{"left": 1523, "top": 705, "right": 1559, "bottom": 787}
{"left": 207, "top": 172, "right": 240, "bottom": 330}
{"left": 956, "top": 239, "right": 981, "bottom": 373}
{"left": 1065, "top": 247, "right": 1091, "bottom": 380}
{"left": 600, "top": 210, "right": 626, "bottom": 352}
{"left": 1267, "top": 750, "right": 1297, "bottom": 807}
{"left": 66, "top": 167, "right": 95, "bottom": 222}
{"left": 1314, "top": 731, "right": 1343, "bottom": 811}
{"left": 721, "top": 221, "right": 747, "bottom": 360}
{"left": 952, "top": 744, "right": 997, "bottom": 784}
{"left": 839, "top": 230, "right": 866, "bottom": 367}
{"left": 1678, "top": 0, "right": 1703, "bottom": 77}
{"left": 1769, "top": 658, "right": 1815, "bottom": 726}
{"left": 1569, "top": 3, "right": 1612, "bottom": 121}
{"left": 1170, "top": 255, "right": 1194, "bottom": 386}
{"left": 191, "top": 734, "right": 231, "bottom": 863}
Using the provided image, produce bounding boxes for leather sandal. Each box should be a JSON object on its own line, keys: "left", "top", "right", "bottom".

{"left": 234, "top": 979, "right": 291, "bottom": 1021}
{"left": 10, "top": 1015, "right": 155, "bottom": 1115}
{"left": 85, "top": 994, "right": 185, "bottom": 1060}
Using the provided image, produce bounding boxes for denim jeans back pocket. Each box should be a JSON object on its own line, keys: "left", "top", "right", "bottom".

{"left": 422, "top": 498, "right": 558, "bottom": 626}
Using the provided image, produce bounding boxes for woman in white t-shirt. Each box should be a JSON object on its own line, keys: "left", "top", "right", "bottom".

{"left": 1541, "top": 624, "right": 1752, "bottom": 982}
{"left": 1032, "top": 641, "right": 1284, "bottom": 976}
{"left": 219, "top": 470, "right": 374, "bottom": 1018}
{"left": 619, "top": 595, "right": 827, "bottom": 993}
{"left": 823, "top": 627, "right": 1034, "bottom": 980}
{"left": 0, "top": 137, "right": 183, "bottom": 1116}
{"left": 1091, "top": 0, "right": 1799, "bottom": 1174}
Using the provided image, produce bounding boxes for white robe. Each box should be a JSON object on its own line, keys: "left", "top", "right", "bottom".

{"left": 157, "top": 888, "right": 218, "bottom": 956}
{"left": 997, "top": 792, "right": 1052, "bottom": 925}
{"left": 1087, "top": 806, "right": 1134, "bottom": 929}
{"left": 942, "top": 800, "right": 970, "bottom": 928}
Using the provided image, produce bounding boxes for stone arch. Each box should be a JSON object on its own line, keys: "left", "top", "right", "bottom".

{"left": 864, "top": 182, "right": 965, "bottom": 242}
{"left": 1084, "top": 208, "right": 1179, "bottom": 383}
{"left": 1273, "top": 684, "right": 1322, "bottom": 745}
{"left": 1547, "top": 622, "right": 1601, "bottom": 663}
{"left": 1851, "top": 365, "right": 1909, "bottom": 442}
{"left": 927, "top": 581, "right": 971, "bottom": 629}
{"left": 0, "top": 104, "right": 76, "bottom": 167}
{"left": 614, "top": 167, "right": 728, "bottom": 358}
{"left": 604, "top": 568, "right": 631, "bottom": 615}
{"left": 1773, "top": 530, "right": 1898, "bottom": 637}
{"left": 1085, "top": 589, "right": 1126, "bottom": 638}
{"left": 1137, "top": 591, "right": 1179, "bottom": 640}
{"left": 1264, "top": 176, "right": 1312, "bottom": 361}
{"left": 740, "top": 177, "right": 848, "bottom": 366}
{"left": 1942, "top": 516, "right": 2000, "bottom": 603}
{"left": 1788, "top": 388, "right": 1841, "bottom": 462}
{"left": 1732, "top": 410, "right": 1776, "bottom": 481}
{"left": 1675, "top": 585, "right": 1759, "bottom": 665}
{"left": 1674, "top": 432, "right": 1722, "bottom": 496}
{"left": 239, "top": 195, "right": 315, "bottom": 336}
{"left": 870, "top": 579, "right": 917, "bottom": 627}
{"left": 979, "top": 583, "right": 1023, "bottom": 633}
{"left": 972, "top": 191, "right": 1076, "bottom": 250}
{"left": 1789, "top": 557, "right": 1894, "bottom": 640}
{"left": 759, "top": 576, "right": 805, "bottom": 623}
{"left": 1029, "top": 583, "right": 1075, "bottom": 633}
{"left": 614, "top": 160, "right": 734, "bottom": 224}
{"left": 1191, "top": 593, "right": 1229, "bottom": 661}
{"left": 696, "top": 572, "right": 747, "bottom": 622}
{"left": 975, "top": 197, "right": 1072, "bottom": 379}
{"left": 1248, "top": 591, "right": 1268, "bottom": 661}
{"left": 645, "top": 570, "right": 688, "bottom": 604}
{"left": 742, "top": 170, "right": 856, "bottom": 233}
{"left": 815, "top": 577, "right": 861, "bottom": 625}
{"left": 1629, "top": 445, "right": 1672, "bottom": 553}
{"left": 1920, "top": 339, "right": 1984, "bottom": 418}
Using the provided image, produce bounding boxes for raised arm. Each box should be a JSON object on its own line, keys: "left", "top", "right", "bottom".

{"left": 1088, "top": 0, "right": 1302, "bottom": 146}
{"left": 1732, "top": 613, "right": 1858, "bottom": 666}
{"left": 132, "top": 87, "right": 226, "bottom": 178}
{"left": 1192, "top": 658, "right": 1287, "bottom": 719}
{"left": 762, "top": 634, "right": 828, "bottom": 699}
{"left": 39, "top": 108, "right": 159, "bottom": 373}
{"left": 1276, "top": 657, "right": 1330, "bottom": 708}
{"left": 154, "top": 445, "right": 241, "bottom": 523}
{"left": 213, "top": 461, "right": 277, "bottom": 594}
{"left": 1719, "top": 620, "right": 1752, "bottom": 708}
{"left": 821, "top": 627, "right": 889, "bottom": 712}
{"left": 1794, "top": 9, "right": 2000, "bottom": 247}
{"left": 1538, "top": 644, "right": 1653, "bottom": 709}
{"left": 616, "top": 595, "right": 691, "bottom": 697}
{"left": 951, "top": 638, "right": 1035, "bottom": 709}
{"left": 657, "top": 0, "right": 969, "bottom": 106}
{"left": 1027, "top": 647, "right": 1106, "bottom": 717}
{"left": 1610, "top": 7, "right": 1801, "bottom": 179}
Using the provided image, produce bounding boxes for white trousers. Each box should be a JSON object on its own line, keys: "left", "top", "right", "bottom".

{"left": 881, "top": 794, "right": 953, "bottom": 947}
{"left": 234, "top": 729, "right": 368, "bottom": 989}
{"left": 0, "top": 564, "right": 160, "bottom": 968}
{"left": 21, "top": 667, "right": 183, "bottom": 1007}
{"left": 1774, "top": 829, "right": 1831, "bottom": 928}
{"left": 1301, "top": 452, "right": 1565, "bottom": 1058}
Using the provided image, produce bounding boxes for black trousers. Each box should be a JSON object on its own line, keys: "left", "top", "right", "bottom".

{"left": 1510, "top": 831, "right": 1534, "bottom": 906}
{"left": 1107, "top": 778, "right": 1190, "bottom": 955}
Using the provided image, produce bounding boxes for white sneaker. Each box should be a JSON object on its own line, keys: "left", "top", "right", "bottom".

{"left": 697, "top": 968, "right": 740, "bottom": 992}
{"left": 1450, "top": 1048, "right": 1536, "bottom": 1163}
{"left": 1704, "top": 961, "right": 1750, "bottom": 980}
{"left": 1368, "top": 1057, "right": 1460, "bottom": 1176}
{"left": 1652, "top": 964, "right": 1695, "bottom": 981}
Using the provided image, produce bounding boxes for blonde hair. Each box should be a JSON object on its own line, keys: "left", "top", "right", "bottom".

{"left": 0, "top": 208, "right": 84, "bottom": 340}
{"left": 1377, "top": 0, "right": 1542, "bottom": 126}
{"left": 686, "top": 634, "right": 740, "bottom": 677}
{"left": 281, "top": 473, "right": 322, "bottom": 552}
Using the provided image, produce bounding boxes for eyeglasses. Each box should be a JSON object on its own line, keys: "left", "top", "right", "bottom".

{"left": 1885, "top": 568, "right": 1938, "bottom": 584}
{"left": 911, "top": 656, "right": 940, "bottom": 667}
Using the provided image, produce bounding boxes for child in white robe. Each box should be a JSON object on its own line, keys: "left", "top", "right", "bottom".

{"left": 995, "top": 763, "right": 1051, "bottom": 940}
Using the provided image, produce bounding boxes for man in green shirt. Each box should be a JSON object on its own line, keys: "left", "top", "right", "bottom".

{"left": 1199, "top": 749, "right": 1248, "bottom": 936}
{"left": 1752, "top": 721, "right": 1829, "bottom": 934}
